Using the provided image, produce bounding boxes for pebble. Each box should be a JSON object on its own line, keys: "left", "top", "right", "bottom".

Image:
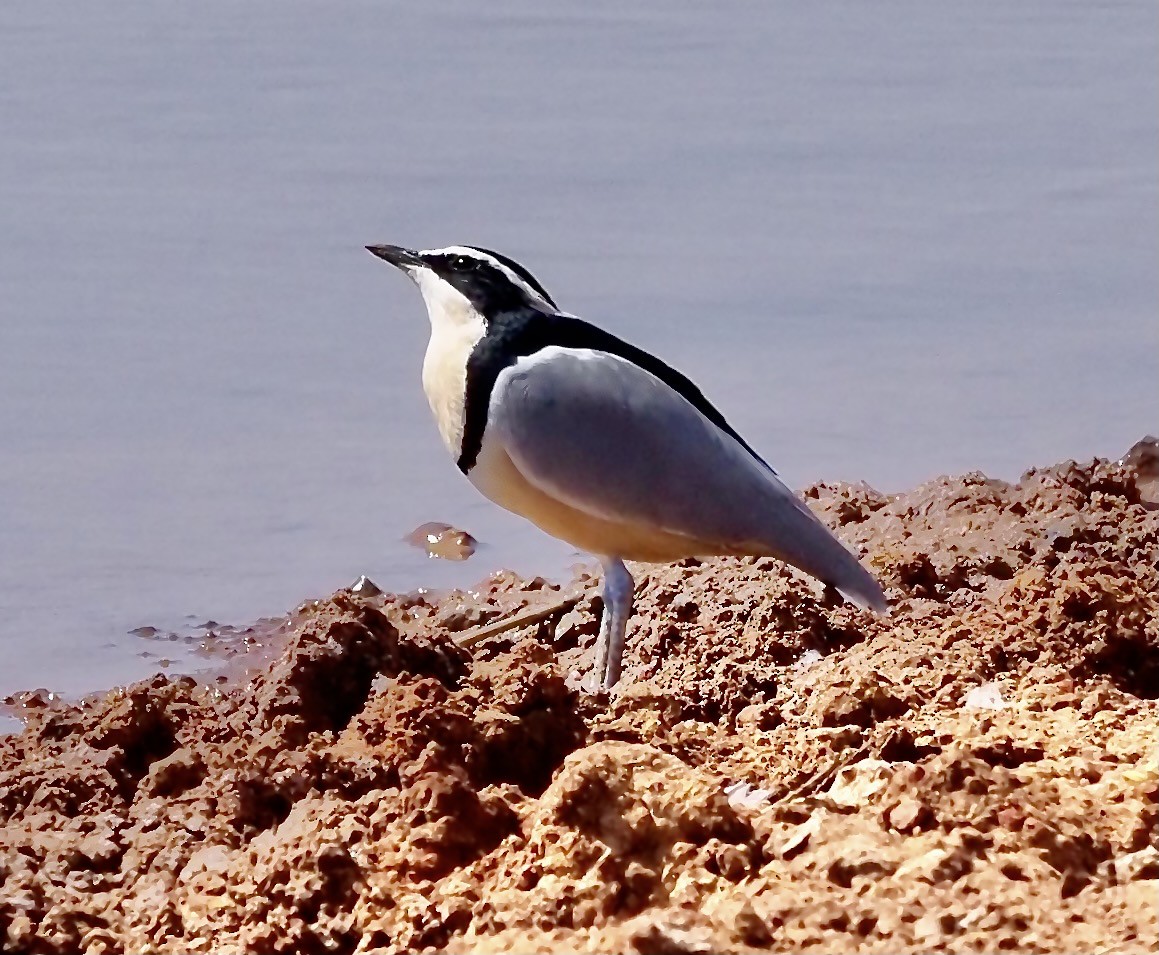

{"left": 886, "top": 795, "right": 931, "bottom": 833}
{"left": 349, "top": 575, "right": 383, "bottom": 597}
{"left": 404, "top": 521, "right": 477, "bottom": 561}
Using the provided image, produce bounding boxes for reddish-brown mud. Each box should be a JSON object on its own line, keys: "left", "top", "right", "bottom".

{"left": 1, "top": 442, "right": 1156, "bottom": 954}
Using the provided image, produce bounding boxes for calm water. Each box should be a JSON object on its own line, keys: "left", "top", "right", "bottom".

{"left": 1, "top": 2, "right": 1155, "bottom": 698}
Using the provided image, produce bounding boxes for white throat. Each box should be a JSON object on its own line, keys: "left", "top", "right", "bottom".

{"left": 410, "top": 268, "right": 486, "bottom": 457}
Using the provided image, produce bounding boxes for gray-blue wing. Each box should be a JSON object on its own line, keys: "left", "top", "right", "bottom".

{"left": 489, "top": 346, "right": 887, "bottom": 611}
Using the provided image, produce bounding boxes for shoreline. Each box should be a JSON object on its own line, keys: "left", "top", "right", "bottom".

{"left": 1, "top": 442, "right": 1156, "bottom": 953}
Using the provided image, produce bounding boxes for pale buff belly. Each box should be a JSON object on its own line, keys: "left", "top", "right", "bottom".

{"left": 468, "top": 437, "right": 715, "bottom": 563}
{"left": 421, "top": 319, "right": 482, "bottom": 456}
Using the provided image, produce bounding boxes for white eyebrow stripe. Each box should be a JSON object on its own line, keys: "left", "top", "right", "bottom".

{"left": 420, "top": 245, "right": 557, "bottom": 311}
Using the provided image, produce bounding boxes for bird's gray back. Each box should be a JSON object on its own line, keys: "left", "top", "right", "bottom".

{"left": 490, "top": 346, "right": 886, "bottom": 610}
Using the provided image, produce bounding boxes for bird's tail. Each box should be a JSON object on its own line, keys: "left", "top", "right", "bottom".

{"left": 756, "top": 489, "right": 889, "bottom": 614}
{"left": 811, "top": 530, "right": 888, "bottom": 614}
{"left": 802, "top": 536, "right": 889, "bottom": 615}
{"left": 834, "top": 572, "right": 889, "bottom": 615}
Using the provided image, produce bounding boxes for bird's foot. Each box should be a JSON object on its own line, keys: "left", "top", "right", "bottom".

{"left": 572, "top": 665, "right": 623, "bottom": 697}
{"left": 578, "top": 668, "right": 606, "bottom": 695}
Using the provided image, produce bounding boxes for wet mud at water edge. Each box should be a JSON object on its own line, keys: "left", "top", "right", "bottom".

{"left": 1, "top": 441, "right": 1157, "bottom": 954}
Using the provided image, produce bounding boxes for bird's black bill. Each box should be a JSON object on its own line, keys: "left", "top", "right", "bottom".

{"left": 365, "top": 244, "right": 424, "bottom": 269}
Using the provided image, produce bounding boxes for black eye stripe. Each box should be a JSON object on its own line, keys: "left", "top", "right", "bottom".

{"left": 422, "top": 248, "right": 559, "bottom": 320}
{"left": 468, "top": 246, "right": 557, "bottom": 309}
{"left": 438, "top": 254, "right": 476, "bottom": 272}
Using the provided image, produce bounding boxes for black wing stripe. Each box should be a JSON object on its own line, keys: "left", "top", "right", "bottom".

{"left": 458, "top": 309, "right": 773, "bottom": 476}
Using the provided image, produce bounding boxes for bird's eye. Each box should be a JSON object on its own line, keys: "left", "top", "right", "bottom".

{"left": 452, "top": 256, "right": 472, "bottom": 271}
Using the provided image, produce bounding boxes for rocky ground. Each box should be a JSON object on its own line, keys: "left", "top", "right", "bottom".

{"left": 1, "top": 442, "right": 1157, "bottom": 954}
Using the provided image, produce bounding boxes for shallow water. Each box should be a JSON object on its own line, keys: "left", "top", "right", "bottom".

{"left": 1, "top": 1, "right": 1155, "bottom": 697}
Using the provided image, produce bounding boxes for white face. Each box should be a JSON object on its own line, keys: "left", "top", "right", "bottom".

{"left": 411, "top": 263, "right": 485, "bottom": 460}
{"left": 417, "top": 245, "right": 557, "bottom": 314}
{"left": 407, "top": 261, "right": 482, "bottom": 333}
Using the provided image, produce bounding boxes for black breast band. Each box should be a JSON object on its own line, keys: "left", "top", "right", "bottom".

{"left": 457, "top": 309, "right": 769, "bottom": 476}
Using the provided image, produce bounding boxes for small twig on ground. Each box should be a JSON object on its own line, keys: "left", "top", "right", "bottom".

{"left": 455, "top": 593, "right": 581, "bottom": 649}
{"left": 773, "top": 743, "right": 870, "bottom": 804}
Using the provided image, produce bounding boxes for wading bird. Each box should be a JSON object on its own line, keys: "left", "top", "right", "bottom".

{"left": 367, "top": 244, "right": 887, "bottom": 689}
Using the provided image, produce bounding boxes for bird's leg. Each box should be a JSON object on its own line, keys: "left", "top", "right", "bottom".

{"left": 591, "top": 557, "right": 633, "bottom": 690}
{"left": 584, "top": 602, "right": 611, "bottom": 694}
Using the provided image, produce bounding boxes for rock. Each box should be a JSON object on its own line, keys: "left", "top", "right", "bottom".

{"left": 780, "top": 815, "right": 820, "bottom": 859}
{"left": 736, "top": 702, "right": 783, "bottom": 731}
{"left": 810, "top": 671, "right": 914, "bottom": 728}
{"left": 1113, "top": 845, "right": 1159, "bottom": 882}
{"left": 826, "top": 758, "right": 894, "bottom": 809}
{"left": 723, "top": 781, "right": 772, "bottom": 811}
{"left": 964, "top": 681, "right": 1009, "bottom": 711}
{"left": 348, "top": 574, "right": 382, "bottom": 597}
{"left": 141, "top": 748, "right": 205, "bottom": 797}
{"left": 894, "top": 834, "right": 979, "bottom": 885}
{"left": 553, "top": 608, "right": 598, "bottom": 649}
{"left": 404, "top": 521, "right": 478, "bottom": 561}
{"left": 732, "top": 900, "right": 772, "bottom": 946}
{"left": 435, "top": 600, "right": 488, "bottom": 631}
{"left": 629, "top": 914, "right": 716, "bottom": 955}
{"left": 817, "top": 828, "right": 900, "bottom": 889}
{"left": 669, "top": 594, "right": 700, "bottom": 623}
{"left": 72, "top": 831, "right": 121, "bottom": 869}
{"left": 533, "top": 742, "right": 750, "bottom": 859}
{"left": 885, "top": 795, "right": 933, "bottom": 833}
